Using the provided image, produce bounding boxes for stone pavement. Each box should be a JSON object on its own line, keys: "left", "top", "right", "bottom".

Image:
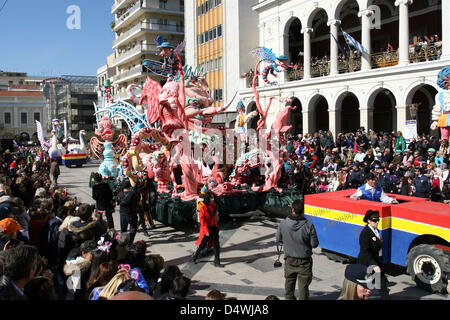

{"left": 58, "top": 162, "right": 447, "bottom": 300}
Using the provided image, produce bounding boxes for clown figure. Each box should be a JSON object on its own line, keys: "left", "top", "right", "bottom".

{"left": 431, "top": 66, "right": 450, "bottom": 140}
{"left": 234, "top": 101, "right": 258, "bottom": 156}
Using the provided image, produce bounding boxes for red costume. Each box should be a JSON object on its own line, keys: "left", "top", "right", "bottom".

{"left": 195, "top": 201, "right": 218, "bottom": 247}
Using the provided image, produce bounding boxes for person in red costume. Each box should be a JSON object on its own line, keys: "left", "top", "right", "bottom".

{"left": 191, "top": 192, "right": 223, "bottom": 268}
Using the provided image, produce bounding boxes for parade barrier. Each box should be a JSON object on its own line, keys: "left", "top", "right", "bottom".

{"left": 304, "top": 190, "right": 450, "bottom": 292}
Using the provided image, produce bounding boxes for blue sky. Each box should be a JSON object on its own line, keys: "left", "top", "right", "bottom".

{"left": 0, "top": 0, "right": 114, "bottom": 76}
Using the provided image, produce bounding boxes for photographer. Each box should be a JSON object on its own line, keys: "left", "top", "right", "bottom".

{"left": 275, "top": 199, "right": 319, "bottom": 300}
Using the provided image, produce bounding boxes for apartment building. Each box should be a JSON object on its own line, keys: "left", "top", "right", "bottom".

{"left": 185, "top": 0, "right": 259, "bottom": 128}
{"left": 110, "top": 0, "right": 185, "bottom": 102}
{"left": 235, "top": 0, "right": 449, "bottom": 138}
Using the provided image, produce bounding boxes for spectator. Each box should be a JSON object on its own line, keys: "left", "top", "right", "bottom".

{"left": 339, "top": 264, "right": 373, "bottom": 300}
{"left": 414, "top": 168, "right": 431, "bottom": 198}
{"left": 23, "top": 276, "right": 58, "bottom": 300}
{"left": 276, "top": 199, "right": 319, "bottom": 300}
{"left": 205, "top": 289, "right": 225, "bottom": 300}
{"left": 49, "top": 160, "right": 60, "bottom": 185}
{"left": 0, "top": 245, "right": 39, "bottom": 300}
{"left": 92, "top": 173, "right": 115, "bottom": 230}
{"left": 116, "top": 180, "right": 140, "bottom": 244}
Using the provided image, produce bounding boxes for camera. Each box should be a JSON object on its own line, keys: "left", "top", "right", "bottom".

{"left": 274, "top": 242, "right": 283, "bottom": 268}
{"left": 273, "top": 259, "right": 282, "bottom": 268}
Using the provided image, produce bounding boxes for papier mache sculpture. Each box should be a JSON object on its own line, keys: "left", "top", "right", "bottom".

{"left": 431, "top": 66, "right": 450, "bottom": 141}
{"left": 96, "top": 37, "right": 295, "bottom": 200}
{"left": 90, "top": 111, "right": 128, "bottom": 178}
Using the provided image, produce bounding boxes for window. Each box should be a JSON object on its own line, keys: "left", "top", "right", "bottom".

{"left": 201, "top": 33, "right": 204, "bottom": 44}
{"left": 205, "top": 31, "right": 209, "bottom": 42}
{"left": 217, "top": 24, "right": 222, "bottom": 37}
{"left": 217, "top": 0, "right": 221, "bottom": 5}
{"left": 34, "top": 112, "right": 40, "bottom": 122}
{"left": 213, "top": 27, "right": 217, "bottom": 39}
{"left": 21, "top": 112, "right": 27, "bottom": 124}
{"left": 209, "top": 30, "right": 213, "bottom": 41}
{"left": 201, "top": 3, "right": 204, "bottom": 14}
{"left": 180, "top": 0, "right": 184, "bottom": 10}
{"left": 159, "top": 0, "right": 168, "bottom": 9}
{"left": 205, "top": 1, "right": 209, "bottom": 12}
{"left": 159, "top": 18, "right": 168, "bottom": 25}
{"left": 4, "top": 112, "right": 11, "bottom": 124}
{"left": 218, "top": 88, "right": 223, "bottom": 101}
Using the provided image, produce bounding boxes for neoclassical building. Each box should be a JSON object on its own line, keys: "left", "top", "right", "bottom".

{"left": 237, "top": 0, "right": 449, "bottom": 138}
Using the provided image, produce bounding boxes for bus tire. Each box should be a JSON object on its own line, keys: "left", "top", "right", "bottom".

{"left": 406, "top": 244, "right": 450, "bottom": 293}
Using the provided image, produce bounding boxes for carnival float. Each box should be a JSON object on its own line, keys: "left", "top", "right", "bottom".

{"left": 90, "top": 39, "right": 302, "bottom": 226}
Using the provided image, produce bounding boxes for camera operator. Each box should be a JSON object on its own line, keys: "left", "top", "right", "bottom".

{"left": 275, "top": 199, "right": 319, "bottom": 300}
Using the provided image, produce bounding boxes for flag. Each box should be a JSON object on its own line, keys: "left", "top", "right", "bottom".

{"left": 330, "top": 33, "right": 348, "bottom": 59}
{"left": 342, "top": 29, "right": 367, "bottom": 54}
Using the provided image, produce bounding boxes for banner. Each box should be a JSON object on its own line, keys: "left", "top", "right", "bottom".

{"left": 404, "top": 120, "right": 417, "bottom": 143}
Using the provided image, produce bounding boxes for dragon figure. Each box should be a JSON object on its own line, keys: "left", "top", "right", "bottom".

{"left": 250, "top": 47, "right": 291, "bottom": 86}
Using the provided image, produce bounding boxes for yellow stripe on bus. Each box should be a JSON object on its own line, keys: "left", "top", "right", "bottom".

{"left": 304, "top": 205, "right": 450, "bottom": 240}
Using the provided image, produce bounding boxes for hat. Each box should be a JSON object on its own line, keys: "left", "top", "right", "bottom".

{"left": 395, "top": 150, "right": 402, "bottom": 153}
{"left": 0, "top": 218, "right": 22, "bottom": 234}
{"left": 428, "top": 148, "right": 436, "bottom": 153}
{"left": 375, "top": 147, "right": 380, "bottom": 151}
{"left": 277, "top": 55, "right": 288, "bottom": 61}
{"left": 363, "top": 210, "right": 379, "bottom": 223}
{"left": 157, "top": 41, "right": 174, "bottom": 49}
{"left": 344, "top": 264, "right": 374, "bottom": 289}
{"left": 236, "top": 101, "right": 245, "bottom": 109}
{"left": 405, "top": 149, "right": 410, "bottom": 153}
{"left": 80, "top": 240, "right": 98, "bottom": 253}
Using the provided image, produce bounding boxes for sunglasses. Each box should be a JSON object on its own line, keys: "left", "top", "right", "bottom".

{"left": 370, "top": 218, "right": 380, "bottom": 222}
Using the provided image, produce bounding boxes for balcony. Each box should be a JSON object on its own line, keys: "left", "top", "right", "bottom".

{"left": 112, "top": 44, "right": 159, "bottom": 67}
{"left": 112, "top": 0, "right": 134, "bottom": 14}
{"left": 114, "top": 1, "right": 184, "bottom": 32}
{"left": 114, "top": 65, "right": 145, "bottom": 83}
{"left": 113, "top": 22, "right": 184, "bottom": 48}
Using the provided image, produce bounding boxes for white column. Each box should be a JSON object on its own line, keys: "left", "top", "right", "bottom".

{"left": 360, "top": 108, "right": 374, "bottom": 131}
{"left": 358, "top": 9, "right": 373, "bottom": 71}
{"left": 301, "top": 28, "right": 313, "bottom": 80}
{"left": 302, "top": 110, "right": 311, "bottom": 134}
{"left": 442, "top": 0, "right": 450, "bottom": 59}
{"left": 327, "top": 19, "right": 341, "bottom": 76}
{"left": 328, "top": 109, "right": 339, "bottom": 139}
{"left": 395, "top": 0, "right": 412, "bottom": 66}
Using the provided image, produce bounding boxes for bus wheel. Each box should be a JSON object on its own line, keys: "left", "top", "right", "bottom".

{"left": 406, "top": 244, "right": 450, "bottom": 293}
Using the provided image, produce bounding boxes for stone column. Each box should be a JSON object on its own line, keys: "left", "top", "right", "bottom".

{"left": 327, "top": 19, "right": 341, "bottom": 76}
{"left": 358, "top": 9, "right": 373, "bottom": 71}
{"left": 360, "top": 107, "right": 374, "bottom": 131}
{"left": 395, "top": 0, "right": 412, "bottom": 66}
{"left": 328, "top": 109, "right": 341, "bottom": 139}
{"left": 302, "top": 110, "right": 311, "bottom": 135}
{"left": 301, "top": 28, "right": 313, "bottom": 80}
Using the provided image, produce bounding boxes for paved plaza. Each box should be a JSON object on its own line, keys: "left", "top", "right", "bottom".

{"left": 58, "top": 162, "right": 446, "bottom": 300}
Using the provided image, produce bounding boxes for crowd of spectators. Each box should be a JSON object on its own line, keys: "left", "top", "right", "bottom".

{"left": 273, "top": 128, "right": 450, "bottom": 204}
{"left": 0, "top": 125, "right": 448, "bottom": 301}
{"left": 0, "top": 147, "right": 194, "bottom": 301}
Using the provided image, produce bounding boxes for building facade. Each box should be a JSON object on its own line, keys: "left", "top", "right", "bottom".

{"left": 110, "top": 0, "right": 185, "bottom": 102}
{"left": 0, "top": 71, "right": 46, "bottom": 144}
{"left": 43, "top": 76, "right": 97, "bottom": 137}
{"left": 185, "top": 0, "right": 260, "bottom": 128}
{"left": 235, "top": 0, "right": 448, "bottom": 139}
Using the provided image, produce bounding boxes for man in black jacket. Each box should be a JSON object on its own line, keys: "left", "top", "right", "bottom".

{"left": 276, "top": 200, "right": 319, "bottom": 300}
{"left": 0, "top": 245, "right": 39, "bottom": 300}
{"left": 92, "top": 173, "right": 115, "bottom": 229}
{"left": 116, "top": 180, "right": 140, "bottom": 244}
{"left": 347, "top": 163, "right": 365, "bottom": 188}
